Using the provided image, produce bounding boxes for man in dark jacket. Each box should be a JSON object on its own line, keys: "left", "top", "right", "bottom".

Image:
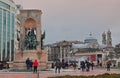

{"left": 107, "top": 61, "right": 111, "bottom": 71}
{"left": 26, "top": 58, "right": 30, "bottom": 70}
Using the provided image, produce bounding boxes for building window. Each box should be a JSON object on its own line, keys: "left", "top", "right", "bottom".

{"left": 0, "top": 1, "right": 10, "bottom": 10}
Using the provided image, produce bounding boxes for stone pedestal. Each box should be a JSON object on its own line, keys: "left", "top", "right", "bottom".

{"left": 13, "top": 50, "right": 48, "bottom": 70}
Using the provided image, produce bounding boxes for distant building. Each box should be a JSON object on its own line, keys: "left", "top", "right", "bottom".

{"left": 44, "top": 40, "right": 83, "bottom": 62}
{"left": 73, "top": 34, "right": 104, "bottom": 65}
{"left": 84, "top": 33, "right": 99, "bottom": 48}
{"left": 115, "top": 43, "right": 120, "bottom": 53}
{"left": 0, "top": 0, "right": 17, "bottom": 61}
{"left": 115, "top": 44, "right": 120, "bottom": 48}
{"left": 45, "top": 33, "right": 107, "bottom": 63}
{"left": 45, "top": 32, "right": 113, "bottom": 65}
{"left": 84, "top": 34, "right": 97, "bottom": 44}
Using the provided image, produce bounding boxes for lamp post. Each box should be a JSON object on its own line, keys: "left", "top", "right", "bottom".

{"left": 68, "top": 50, "right": 73, "bottom": 65}
{"left": 60, "top": 46, "right": 62, "bottom": 62}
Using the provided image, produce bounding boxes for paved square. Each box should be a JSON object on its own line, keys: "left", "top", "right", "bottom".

{"left": 0, "top": 68, "right": 120, "bottom": 78}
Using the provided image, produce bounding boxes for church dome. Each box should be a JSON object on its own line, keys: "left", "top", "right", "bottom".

{"left": 84, "top": 34, "right": 97, "bottom": 44}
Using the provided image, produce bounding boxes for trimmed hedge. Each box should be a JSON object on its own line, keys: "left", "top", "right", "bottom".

{"left": 48, "top": 73, "right": 120, "bottom": 78}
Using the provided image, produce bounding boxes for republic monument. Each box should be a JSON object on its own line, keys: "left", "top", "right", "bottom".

{"left": 13, "top": 10, "right": 48, "bottom": 70}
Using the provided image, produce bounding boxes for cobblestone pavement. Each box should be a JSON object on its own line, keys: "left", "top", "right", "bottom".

{"left": 0, "top": 68, "right": 120, "bottom": 78}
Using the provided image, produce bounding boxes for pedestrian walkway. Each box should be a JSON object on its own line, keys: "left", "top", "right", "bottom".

{"left": 0, "top": 68, "right": 120, "bottom": 78}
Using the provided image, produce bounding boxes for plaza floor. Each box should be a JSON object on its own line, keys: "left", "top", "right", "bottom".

{"left": 0, "top": 68, "right": 120, "bottom": 78}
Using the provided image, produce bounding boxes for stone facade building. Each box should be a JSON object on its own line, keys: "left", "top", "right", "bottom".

{"left": 45, "top": 40, "right": 83, "bottom": 62}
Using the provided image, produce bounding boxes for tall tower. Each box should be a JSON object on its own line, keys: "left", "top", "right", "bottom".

{"left": 107, "top": 30, "right": 112, "bottom": 47}
{"left": 102, "top": 32, "right": 106, "bottom": 45}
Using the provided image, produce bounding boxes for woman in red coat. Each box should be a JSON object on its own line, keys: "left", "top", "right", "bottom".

{"left": 33, "top": 60, "right": 38, "bottom": 73}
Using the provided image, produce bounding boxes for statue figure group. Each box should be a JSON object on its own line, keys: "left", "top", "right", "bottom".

{"left": 24, "top": 28, "right": 45, "bottom": 50}
{"left": 41, "top": 31, "right": 45, "bottom": 49}
{"left": 24, "top": 28, "right": 37, "bottom": 50}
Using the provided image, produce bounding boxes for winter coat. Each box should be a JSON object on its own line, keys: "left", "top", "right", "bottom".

{"left": 33, "top": 60, "right": 38, "bottom": 67}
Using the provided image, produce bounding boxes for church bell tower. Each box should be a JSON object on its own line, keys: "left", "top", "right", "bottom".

{"left": 107, "top": 30, "right": 112, "bottom": 47}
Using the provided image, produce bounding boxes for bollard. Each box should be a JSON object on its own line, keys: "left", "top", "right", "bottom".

{"left": 37, "top": 71, "right": 39, "bottom": 78}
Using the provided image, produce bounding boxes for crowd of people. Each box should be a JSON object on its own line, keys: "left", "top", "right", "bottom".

{"left": 52, "top": 60, "right": 112, "bottom": 73}
{"left": 80, "top": 61, "right": 94, "bottom": 72}
{"left": 53, "top": 60, "right": 95, "bottom": 73}
{"left": 0, "top": 58, "right": 112, "bottom": 74}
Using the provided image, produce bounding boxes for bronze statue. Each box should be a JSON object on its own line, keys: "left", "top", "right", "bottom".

{"left": 41, "top": 31, "right": 45, "bottom": 49}
{"left": 24, "top": 29, "right": 37, "bottom": 50}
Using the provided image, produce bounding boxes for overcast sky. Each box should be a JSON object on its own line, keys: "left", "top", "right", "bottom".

{"left": 13, "top": 0, "right": 120, "bottom": 46}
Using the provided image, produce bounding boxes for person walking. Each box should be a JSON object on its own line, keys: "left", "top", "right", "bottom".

{"left": 33, "top": 60, "right": 39, "bottom": 73}
{"left": 107, "top": 61, "right": 111, "bottom": 71}
{"left": 55, "top": 60, "right": 61, "bottom": 73}
{"left": 73, "top": 62, "right": 77, "bottom": 70}
{"left": 86, "top": 61, "right": 90, "bottom": 72}
{"left": 81, "top": 61, "right": 85, "bottom": 72}
{"left": 91, "top": 62, "right": 94, "bottom": 70}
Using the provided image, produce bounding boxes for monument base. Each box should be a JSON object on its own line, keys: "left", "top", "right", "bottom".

{"left": 13, "top": 50, "right": 48, "bottom": 70}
